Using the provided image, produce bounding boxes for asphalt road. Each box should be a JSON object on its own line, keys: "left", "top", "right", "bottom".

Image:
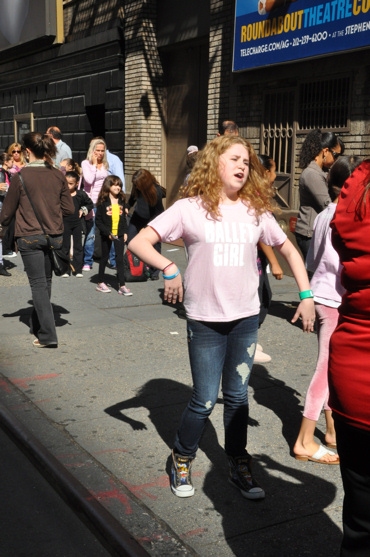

{"left": 0, "top": 247, "right": 344, "bottom": 557}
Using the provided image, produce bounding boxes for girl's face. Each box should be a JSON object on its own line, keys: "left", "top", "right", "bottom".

{"left": 266, "top": 160, "right": 276, "bottom": 185}
{"left": 110, "top": 183, "right": 121, "bottom": 196}
{"left": 60, "top": 160, "right": 72, "bottom": 173}
{"left": 218, "top": 144, "right": 249, "bottom": 201}
{"left": 3, "top": 158, "right": 13, "bottom": 170}
{"left": 94, "top": 143, "right": 105, "bottom": 162}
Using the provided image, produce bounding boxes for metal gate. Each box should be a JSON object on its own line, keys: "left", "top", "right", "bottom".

{"left": 261, "top": 89, "right": 296, "bottom": 210}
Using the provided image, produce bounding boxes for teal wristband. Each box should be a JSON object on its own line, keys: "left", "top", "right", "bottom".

{"left": 299, "top": 289, "right": 314, "bottom": 300}
{"left": 163, "top": 269, "right": 180, "bottom": 280}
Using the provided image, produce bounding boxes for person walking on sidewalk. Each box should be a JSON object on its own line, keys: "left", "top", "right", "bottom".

{"left": 0, "top": 132, "right": 74, "bottom": 347}
{"left": 129, "top": 135, "right": 315, "bottom": 500}
{"left": 95, "top": 175, "right": 132, "bottom": 296}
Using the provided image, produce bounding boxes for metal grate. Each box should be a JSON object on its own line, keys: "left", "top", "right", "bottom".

{"left": 262, "top": 90, "right": 294, "bottom": 175}
{"left": 299, "top": 77, "right": 350, "bottom": 131}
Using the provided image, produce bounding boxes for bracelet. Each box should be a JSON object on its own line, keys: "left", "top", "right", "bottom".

{"left": 162, "top": 261, "right": 175, "bottom": 273}
{"left": 163, "top": 269, "right": 180, "bottom": 280}
{"left": 299, "top": 289, "right": 314, "bottom": 300}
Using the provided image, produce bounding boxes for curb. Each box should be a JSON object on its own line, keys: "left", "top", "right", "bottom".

{"left": 0, "top": 402, "right": 151, "bottom": 557}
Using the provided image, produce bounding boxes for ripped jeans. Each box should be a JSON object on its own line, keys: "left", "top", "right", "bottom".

{"left": 174, "top": 315, "right": 259, "bottom": 458}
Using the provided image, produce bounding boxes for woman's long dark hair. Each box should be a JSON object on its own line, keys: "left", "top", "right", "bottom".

{"left": 328, "top": 155, "right": 361, "bottom": 201}
{"left": 22, "top": 132, "right": 56, "bottom": 166}
{"left": 97, "top": 175, "right": 125, "bottom": 205}
{"left": 0, "top": 152, "right": 13, "bottom": 166}
{"left": 299, "top": 129, "right": 340, "bottom": 169}
{"left": 131, "top": 168, "right": 159, "bottom": 206}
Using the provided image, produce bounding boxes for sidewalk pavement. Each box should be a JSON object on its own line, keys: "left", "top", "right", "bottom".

{"left": 0, "top": 246, "right": 343, "bottom": 557}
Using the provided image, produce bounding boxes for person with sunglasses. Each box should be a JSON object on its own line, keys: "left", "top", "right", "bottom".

{"left": 294, "top": 129, "right": 342, "bottom": 262}
{"left": 7, "top": 143, "right": 27, "bottom": 174}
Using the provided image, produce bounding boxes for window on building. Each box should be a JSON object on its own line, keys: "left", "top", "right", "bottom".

{"left": 298, "top": 76, "right": 351, "bottom": 131}
{"left": 262, "top": 89, "right": 294, "bottom": 175}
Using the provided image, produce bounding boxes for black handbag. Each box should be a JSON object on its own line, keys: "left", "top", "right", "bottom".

{"left": 18, "top": 173, "right": 71, "bottom": 277}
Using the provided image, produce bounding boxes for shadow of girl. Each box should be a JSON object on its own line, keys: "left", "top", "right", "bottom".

{"left": 105, "top": 378, "right": 342, "bottom": 556}
{"left": 104, "top": 378, "right": 223, "bottom": 458}
{"left": 202, "top": 453, "right": 342, "bottom": 557}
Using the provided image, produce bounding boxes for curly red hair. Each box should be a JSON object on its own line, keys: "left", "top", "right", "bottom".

{"left": 179, "top": 135, "right": 277, "bottom": 218}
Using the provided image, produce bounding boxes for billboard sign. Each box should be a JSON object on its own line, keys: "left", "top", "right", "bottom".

{"left": 233, "top": 0, "right": 370, "bottom": 71}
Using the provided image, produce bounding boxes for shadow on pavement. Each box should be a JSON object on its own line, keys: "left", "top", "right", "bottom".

{"left": 105, "top": 378, "right": 342, "bottom": 557}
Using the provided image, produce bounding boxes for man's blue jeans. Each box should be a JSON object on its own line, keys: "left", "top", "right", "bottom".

{"left": 83, "top": 208, "right": 96, "bottom": 267}
{"left": 17, "top": 234, "right": 62, "bottom": 345}
{"left": 174, "top": 315, "right": 259, "bottom": 458}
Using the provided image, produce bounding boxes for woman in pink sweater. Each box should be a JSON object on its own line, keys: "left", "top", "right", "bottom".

{"left": 81, "top": 138, "right": 109, "bottom": 270}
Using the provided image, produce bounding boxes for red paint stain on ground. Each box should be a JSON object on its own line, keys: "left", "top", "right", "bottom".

{"left": 0, "top": 379, "right": 12, "bottom": 393}
{"left": 121, "top": 471, "right": 203, "bottom": 501}
{"left": 93, "top": 448, "right": 129, "bottom": 456}
{"left": 88, "top": 480, "right": 133, "bottom": 515}
{"left": 11, "top": 373, "right": 59, "bottom": 389}
{"left": 182, "top": 527, "right": 207, "bottom": 538}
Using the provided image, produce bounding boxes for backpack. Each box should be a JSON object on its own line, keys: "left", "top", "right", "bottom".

{"left": 123, "top": 249, "right": 148, "bottom": 282}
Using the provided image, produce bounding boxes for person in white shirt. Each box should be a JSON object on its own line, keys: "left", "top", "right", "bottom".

{"left": 46, "top": 127, "right": 72, "bottom": 167}
{"left": 129, "top": 135, "right": 315, "bottom": 500}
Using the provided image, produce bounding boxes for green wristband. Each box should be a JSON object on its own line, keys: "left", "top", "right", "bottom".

{"left": 299, "top": 289, "right": 314, "bottom": 300}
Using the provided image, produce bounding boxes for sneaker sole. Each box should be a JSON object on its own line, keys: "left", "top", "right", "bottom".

{"left": 170, "top": 485, "right": 195, "bottom": 498}
{"left": 96, "top": 288, "right": 111, "bottom": 293}
{"left": 228, "top": 478, "right": 265, "bottom": 500}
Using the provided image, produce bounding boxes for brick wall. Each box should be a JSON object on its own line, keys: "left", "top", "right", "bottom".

{"left": 208, "top": 0, "right": 238, "bottom": 140}
{"left": 124, "top": 0, "right": 164, "bottom": 190}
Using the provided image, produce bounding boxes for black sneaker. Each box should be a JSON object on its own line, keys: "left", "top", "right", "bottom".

{"left": 228, "top": 455, "right": 265, "bottom": 500}
{"left": 0, "top": 264, "right": 11, "bottom": 276}
{"left": 170, "top": 450, "right": 195, "bottom": 498}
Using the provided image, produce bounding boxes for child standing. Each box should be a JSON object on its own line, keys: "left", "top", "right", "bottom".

{"left": 255, "top": 154, "right": 284, "bottom": 363}
{"left": 129, "top": 135, "right": 315, "bottom": 500}
{"left": 95, "top": 175, "right": 132, "bottom": 295}
{"left": 62, "top": 171, "right": 94, "bottom": 277}
{"left": 0, "top": 153, "right": 13, "bottom": 276}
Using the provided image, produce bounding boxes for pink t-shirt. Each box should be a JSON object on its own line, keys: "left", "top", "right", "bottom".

{"left": 150, "top": 197, "right": 287, "bottom": 322}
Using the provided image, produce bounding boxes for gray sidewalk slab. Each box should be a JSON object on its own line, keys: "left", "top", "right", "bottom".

{"left": 0, "top": 247, "right": 343, "bottom": 556}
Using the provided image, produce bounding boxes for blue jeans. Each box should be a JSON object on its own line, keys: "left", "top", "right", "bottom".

{"left": 83, "top": 208, "right": 96, "bottom": 267}
{"left": 174, "top": 315, "right": 259, "bottom": 458}
{"left": 17, "top": 234, "right": 62, "bottom": 345}
{"left": 294, "top": 232, "right": 311, "bottom": 262}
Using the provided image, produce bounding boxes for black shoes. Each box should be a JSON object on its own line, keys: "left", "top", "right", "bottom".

{"left": 0, "top": 264, "right": 11, "bottom": 276}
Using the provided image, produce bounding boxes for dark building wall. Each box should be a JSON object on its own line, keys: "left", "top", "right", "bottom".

{"left": 0, "top": 0, "right": 369, "bottom": 201}
{"left": 0, "top": 1, "right": 125, "bottom": 160}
